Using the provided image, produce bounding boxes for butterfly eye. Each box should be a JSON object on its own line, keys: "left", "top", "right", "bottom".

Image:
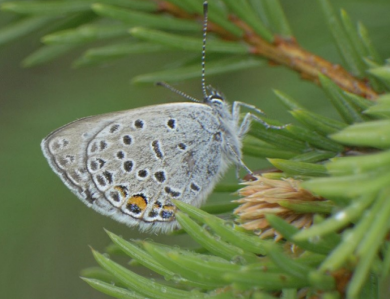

{"left": 209, "top": 96, "right": 224, "bottom": 105}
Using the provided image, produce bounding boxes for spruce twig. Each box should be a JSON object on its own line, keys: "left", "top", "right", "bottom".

{"left": 157, "top": 0, "right": 378, "bottom": 99}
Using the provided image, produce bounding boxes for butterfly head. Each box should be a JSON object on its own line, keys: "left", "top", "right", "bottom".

{"left": 203, "top": 87, "right": 231, "bottom": 119}
{"left": 204, "top": 86, "right": 225, "bottom": 105}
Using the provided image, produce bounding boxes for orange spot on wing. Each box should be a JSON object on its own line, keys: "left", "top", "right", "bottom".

{"left": 128, "top": 195, "right": 148, "bottom": 211}
{"left": 114, "top": 186, "right": 127, "bottom": 197}
{"left": 163, "top": 204, "right": 176, "bottom": 212}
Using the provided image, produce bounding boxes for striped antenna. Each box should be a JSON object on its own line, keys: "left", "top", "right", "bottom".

{"left": 156, "top": 1, "right": 209, "bottom": 103}
{"left": 156, "top": 82, "right": 200, "bottom": 103}
{"left": 201, "top": 1, "right": 209, "bottom": 99}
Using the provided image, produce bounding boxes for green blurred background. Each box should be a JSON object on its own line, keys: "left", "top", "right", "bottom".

{"left": 1, "top": 1, "right": 389, "bottom": 298}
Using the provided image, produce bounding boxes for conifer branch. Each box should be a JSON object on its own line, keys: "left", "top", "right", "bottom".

{"left": 158, "top": 0, "right": 378, "bottom": 100}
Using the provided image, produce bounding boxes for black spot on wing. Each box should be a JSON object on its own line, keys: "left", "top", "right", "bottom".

{"left": 117, "top": 151, "right": 125, "bottom": 159}
{"left": 109, "top": 191, "right": 120, "bottom": 202}
{"left": 148, "top": 210, "right": 158, "bottom": 218}
{"left": 134, "top": 119, "right": 144, "bottom": 128}
{"left": 190, "top": 183, "right": 200, "bottom": 191}
{"left": 103, "top": 171, "right": 113, "bottom": 184}
{"left": 100, "top": 141, "right": 107, "bottom": 150}
{"left": 167, "top": 119, "right": 176, "bottom": 129}
{"left": 152, "top": 140, "right": 163, "bottom": 159}
{"left": 97, "top": 158, "right": 105, "bottom": 168}
{"left": 164, "top": 186, "right": 181, "bottom": 198}
{"left": 122, "top": 135, "right": 132, "bottom": 145}
{"left": 110, "top": 124, "right": 120, "bottom": 133}
{"left": 96, "top": 175, "right": 106, "bottom": 187}
{"left": 84, "top": 189, "right": 97, "bottom": 204}
{"left": 123, "top": 161, "right": 133, "bottom": 172}
{"left": 161, "top": 210, "right": 174, "bottom": 219}
{"left": 138, "top": 169, "right": 148, "bottom": 178}
{"left": 154, "top": 171, "right": 166, "bottom": 183}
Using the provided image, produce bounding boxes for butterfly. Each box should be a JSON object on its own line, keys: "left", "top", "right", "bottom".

{"left": 41, "top": 1, "right": 279, "bottom": 233}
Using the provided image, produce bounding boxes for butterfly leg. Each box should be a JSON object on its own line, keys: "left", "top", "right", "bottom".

{"left": 238, "top": 113, "right": 285, "bottom": 138}
{"left": 232, "top": 101, "right": 265, "bottom": 126}
{"left": 231, "top": 102, "right": 284, "bottom": 177}
{"left": 225, "top": 141, "right": 252, "bottom": 177}
{"left": 236, "top": 163, "right": 251, "bottom": 178}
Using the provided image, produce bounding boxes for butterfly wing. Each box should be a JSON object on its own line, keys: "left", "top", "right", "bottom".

{"left": 41, "top": 103, "right": 228, "bottom": 232}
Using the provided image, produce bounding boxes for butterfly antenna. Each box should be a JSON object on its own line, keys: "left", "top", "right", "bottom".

{"left": 201, "top": 1, "right": 208, "bottom": 99}
{"left": 156, "top": 82, "right": 201, "bottom": 103}
{"left": 156, "top": 1, "right": 208, "bottom": 104}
